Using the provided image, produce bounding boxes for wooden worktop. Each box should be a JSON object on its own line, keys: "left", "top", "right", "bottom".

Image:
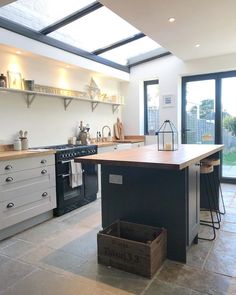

{"left": 0, "top": 149, "right": 56, "bottom": 161}
{"left": 93, "top": 135, "right": 144, "bottom": 147}
{"left": 75, "top": 144, "right": 224, "bottom": 170}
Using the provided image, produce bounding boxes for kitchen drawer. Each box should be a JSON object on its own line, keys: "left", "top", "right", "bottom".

{"left": 0, "top": 165, "right": 55, "bottom": 187}
{"left": 98, "top": 145, "right": 117, "bottom": 153}
{"left": 0, "top": 187, "right": 56, "bottom": 230}
{"left": 1, "top": 175, "right": 55, "bottom": 202}
{"left": 131, "top": 142, "right": 144, "bottom": 148}
{"left": 0, "top": 155, "right": 55, "bottom": 175}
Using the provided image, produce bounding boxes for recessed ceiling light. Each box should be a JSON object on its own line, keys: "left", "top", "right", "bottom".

{"left": 168, "top": 17, "right": 175, "bottom": 23}
{"left": 16, "top": 50, "right": 22, "bottom": 54}
{"left": 195, "top": 44, "right": 200, "bottom": 48}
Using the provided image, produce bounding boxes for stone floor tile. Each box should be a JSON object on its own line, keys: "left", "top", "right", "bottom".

{"left": 0, "top": 258, "right": 36, "bottom": 292}
{"left": 187, "top": 239, "right": 212, "bottom": 269}
{"left": 19, "top": 245, "right": 87, "bottom": 276}
{"left": 204, "top": 249, "right": 236, "bottom": 277}
{"left": 0, "top": 254, "right": 11, "bottom": 266}
{"left": 224, "top": 206, "right": 236, "bottom": 214}
{"left": 0, "top": 240, "right": 37, "bottom": 259}
{"left": 221, "top": 221, "right": 236, "bottom": 233}
{"left": 157, "top": 260, "right": 232, "bottom": 294}
{"left": 56, "top": 226, "right": 101, "bottom": 259}
{"left": 1, "top": 268, "right": 134, "bottom": 295}
{"left": 13, "top": 220, "right": 69, "bottom": 245}
{"left": 71, "top": 255, "right": 150, "bottom": 294}
{"left": 58, "top": 199, "right": 101, "bottom": 227}
{"left": 222, "top": 212, "right": 236, "bottom": 223}
{"left": 0, "top": 238, "right": 17, "bottom": 250}
{"left": 143, "top": 279, "right": 193, "bottom": 295}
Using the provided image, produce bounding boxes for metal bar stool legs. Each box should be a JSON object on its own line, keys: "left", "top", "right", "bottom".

{"left": 199, "top": 163, "right": 220, "bottom": 241}
{"left": 203, "top": 158, "right": 226, "bottom": 215}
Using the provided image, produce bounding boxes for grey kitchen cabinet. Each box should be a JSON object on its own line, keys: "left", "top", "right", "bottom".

{"left": 0, "top": 154, "right": 56, "bottom": 238}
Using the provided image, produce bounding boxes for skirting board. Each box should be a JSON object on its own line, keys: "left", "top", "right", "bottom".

{"left": 0, "top": 210, "right": 53, "bottom": 241}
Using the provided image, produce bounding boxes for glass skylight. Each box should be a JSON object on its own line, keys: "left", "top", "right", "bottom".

{"left": 100, "top": 37, "right": 161, "bottom": 65}
{"left": 49, "top": 6, "right": 140, "bottom": 52}
{"left": 0, "top": 0, "right": 168, "bottom": 68}
{"left": 0, "top": 0, "right": 95, "bottom": 30}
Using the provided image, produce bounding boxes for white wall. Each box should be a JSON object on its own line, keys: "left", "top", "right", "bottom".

{"left": 123, "top": 52, "right": 236, "bottom": 135}
{"left": 0, "top": 49, "right": 124, "bottom": 146}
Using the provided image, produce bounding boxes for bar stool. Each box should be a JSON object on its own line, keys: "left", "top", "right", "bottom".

{"left": 201, "top": 158, "right": 226, "bottom": 215}
{"left": 198, "top": 162, "right": 220, "bottom": 241}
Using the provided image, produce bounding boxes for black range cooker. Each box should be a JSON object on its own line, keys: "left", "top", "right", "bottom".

{"left": 38, "top": 144, "right": 98, "bottom": 216}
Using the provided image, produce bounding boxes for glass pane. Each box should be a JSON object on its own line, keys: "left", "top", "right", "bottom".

{"left": 146, "top": 82, "right": 160, "bottom": 134}
{"left": 49, "top": 6, "right": 140, "bottom": 52}
{"left": 185, "top": 80, "right": 215, "bottom": 144}
{"left": 0, "top": 0, "right": 94, "bottom": 30}
{"left": 100, "top": 36, "right": 161, "bottom": 65}
{"left": 222, "top": 77, "right": 236, "bottom": 178}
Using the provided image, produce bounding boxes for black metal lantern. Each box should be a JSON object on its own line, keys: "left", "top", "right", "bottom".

{"left": 156, "top": 120, "right": 178, "bottom": 151}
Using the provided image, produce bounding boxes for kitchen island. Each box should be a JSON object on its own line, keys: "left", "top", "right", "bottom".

{"left": 75, "top": 144, "right": 223, "bottom": 262}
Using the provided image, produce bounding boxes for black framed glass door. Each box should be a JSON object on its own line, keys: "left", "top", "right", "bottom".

{"left": 182, "top": 71, "right": 236, "bottom": 183}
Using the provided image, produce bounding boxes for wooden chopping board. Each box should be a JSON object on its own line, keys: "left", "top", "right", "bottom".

{"left": 114, "top": 118, "right": 125, "bottom": 140}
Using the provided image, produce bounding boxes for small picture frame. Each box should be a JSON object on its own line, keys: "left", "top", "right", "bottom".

{"left": 7, "top": 71, "right": 24, "bottom": 90}
{"left": 162, "top": 94, "right": 175, "bottom": 108}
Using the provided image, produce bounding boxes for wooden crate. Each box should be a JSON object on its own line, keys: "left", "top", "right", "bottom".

{"left": 97, "top": 220, "right": 167, "bottom": 278}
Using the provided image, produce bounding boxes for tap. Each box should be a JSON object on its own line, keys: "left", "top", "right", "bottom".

{"left": 102, "top": 125, "right": 111, "bottom": 141}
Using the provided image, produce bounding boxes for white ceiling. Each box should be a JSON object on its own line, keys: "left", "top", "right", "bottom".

{"left": 100, "top": 0, "right": 236, "bottom": 61}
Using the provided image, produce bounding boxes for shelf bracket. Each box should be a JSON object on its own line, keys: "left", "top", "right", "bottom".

{"left": 64, "top": 97, "right": 73, "bottom": 110}
{"left": 112, "top": 104, "right": 119, "bottom": 113}
{"left": 91, "top": 101, "right": 99, "bottom": 112}
{"left": 26, "top": 93, "right": 36, "bottom": 108}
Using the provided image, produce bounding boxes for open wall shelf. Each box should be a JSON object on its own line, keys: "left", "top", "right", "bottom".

{"left": 0, "top": 87, "right": 123, "bottom": 112}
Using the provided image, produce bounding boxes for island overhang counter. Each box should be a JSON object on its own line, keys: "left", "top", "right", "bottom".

{"left": 75, "top": 144, "right": 223, "bottom": 262}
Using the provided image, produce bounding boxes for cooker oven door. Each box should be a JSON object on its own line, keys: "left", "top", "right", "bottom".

{"left": 55, "top": 161, "right": 84, "bottom": 216}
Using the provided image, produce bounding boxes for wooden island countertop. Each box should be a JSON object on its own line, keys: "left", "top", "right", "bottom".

{"left": 75, "top": 144, "right": 224, "bottom": 170}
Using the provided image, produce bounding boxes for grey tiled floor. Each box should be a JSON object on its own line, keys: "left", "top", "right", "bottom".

{"left": 0, "top": 184, "right": 236, "bottom": 294}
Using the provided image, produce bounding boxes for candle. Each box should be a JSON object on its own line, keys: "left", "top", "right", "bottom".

{"left": 164, "top": 143, "right": 172, "bottom": 150}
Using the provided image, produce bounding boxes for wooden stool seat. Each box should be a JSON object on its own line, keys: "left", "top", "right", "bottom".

{"left": 201, "top": 158, "right": 220, "bottom": 166}
{"left": 200, "top": 164, "right": 214, "bottom": 174}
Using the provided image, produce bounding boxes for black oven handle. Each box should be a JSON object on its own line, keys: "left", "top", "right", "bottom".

{"left": 60, "top": 170, "right": 84, "bottom": 178}
{"left": 59, "top": 160, "right": 73, "bottom": 164}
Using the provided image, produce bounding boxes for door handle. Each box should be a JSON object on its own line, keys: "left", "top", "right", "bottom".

{"left": 6, "top": 202, "right": 14, "bottom": 208}
{"left": 42, "top": 192, "right": 48, "bottom": 197}
{"left": 6, "top": 176, "right": 13, "bottom": 182}
{"left": 5, "top": 165, "right": 13, "bottom": 170}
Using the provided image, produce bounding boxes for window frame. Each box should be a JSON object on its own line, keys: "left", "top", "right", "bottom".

{"left": 144, "top": 79, "right": 159, "bottom": 135}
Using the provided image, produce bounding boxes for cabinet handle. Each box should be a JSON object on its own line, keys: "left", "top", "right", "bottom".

{"left": 6, "top": 176, "right": 13, "bottom": 182}
{"left": 42, "top": 192, "right": 48, "bottom": 197}
{"left": 6, "top": 202, "right": 14, "bottom": 208}
{"left": 5, "top": 165, "right": 13, "bottom": 170}
{"left": 41, "top": 169, "right": 47, "bottom": 174}
{"left": 41, "top": 159, "right": 47, "bottom": 164}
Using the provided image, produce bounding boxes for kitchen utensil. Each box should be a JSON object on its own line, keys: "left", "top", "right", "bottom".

{"left": 114, "top": 118, "right": 120, "bottom": 139}
{"left": 21, "top": 138, "right": 28, "bottom": 150}
{"left": 19, "top": 130, "right": 23, "bottom": 138}
{"left": 114, "top": 118, "right": 125, "bottom": 140}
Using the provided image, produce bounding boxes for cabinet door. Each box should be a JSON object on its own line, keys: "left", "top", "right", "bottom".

{"left": 188, "top": 163, "right": 200, "bottom": 245}
{"left": 131, "top": 142, "right": 144, "bottom": 148}
{"left": 0, "top": 155, "right": 55, "bottom": 175}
